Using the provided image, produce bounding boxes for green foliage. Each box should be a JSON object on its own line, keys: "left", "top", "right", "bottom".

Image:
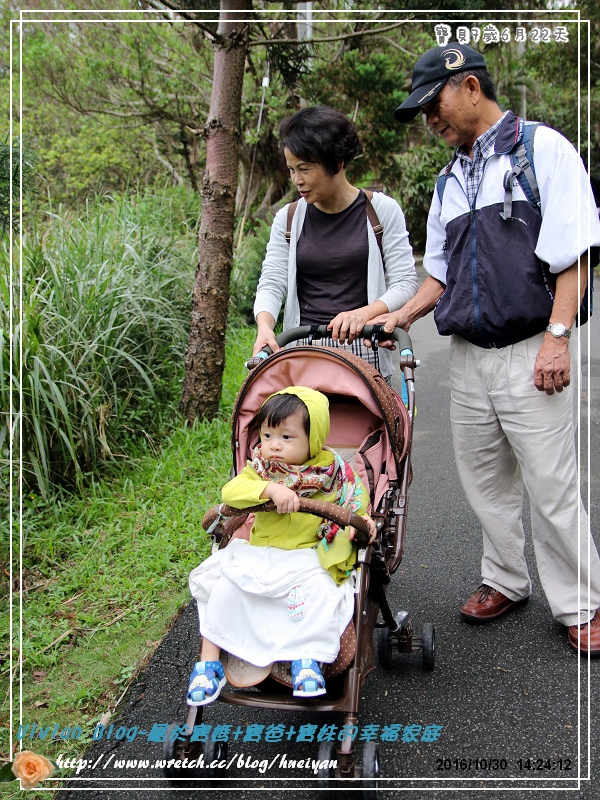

{"left": 38, "top": 118, "right": 160, "bottom": 205}
{"left": 391, "top": 139, "right": 450, "bottom": 252}
{"left": 19, "top": 11, "right": 212, "bottom": 204}
{"left": 1, "top": 188, "right": 198, "bottom": 498}
{"left": 0, "top": 138, "right": 37, "bottom": 235}
{"left": 302, "top": 49, "right": 413, "bottom": 185}
{"left": 229, "top": 219, "right": 272, "bottom": 325}
{"left": 266, "top": 40, "right": 313, "bottom": 91}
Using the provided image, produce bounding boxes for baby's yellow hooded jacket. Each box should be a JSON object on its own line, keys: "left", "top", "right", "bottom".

{"left": 221, "top": 386, "right": 369, "bottom": 584}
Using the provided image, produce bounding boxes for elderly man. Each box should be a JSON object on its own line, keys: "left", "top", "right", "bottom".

{"left": 373, "top": 42, "right": 600, "bottom": 655}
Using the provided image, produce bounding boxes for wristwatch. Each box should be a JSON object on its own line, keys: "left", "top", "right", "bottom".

{"left": 545, "top": 322, "right": 571, "bottom": 339}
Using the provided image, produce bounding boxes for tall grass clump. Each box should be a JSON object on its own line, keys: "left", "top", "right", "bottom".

{"left": 0, "top": 328, "right": 256, "bottom": 794}
{"left": 1, "top": 188, "right": 198, "bottom": 498}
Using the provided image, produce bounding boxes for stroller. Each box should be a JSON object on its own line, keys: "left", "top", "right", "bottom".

{"left": 163, "top": 324, "right": 435, "bottom": 792}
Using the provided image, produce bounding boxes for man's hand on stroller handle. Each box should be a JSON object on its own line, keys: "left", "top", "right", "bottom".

{"left": 364, "top": 277, "right": 446, "bottom": 348}
{"left": 363, "top": 311, "right": 410, "bottom": 350}
{"left": 260, "top": 482, "right": 300, "bottom": 513}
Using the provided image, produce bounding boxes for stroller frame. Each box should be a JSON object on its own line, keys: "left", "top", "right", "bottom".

{"left": 164, "top": 325, "right": 433, "bottom": 787}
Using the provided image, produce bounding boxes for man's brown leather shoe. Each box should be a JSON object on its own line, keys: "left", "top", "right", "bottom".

{"left": 460, "top": 584, "right": 529, "bottom": 623}
{"left": 568, "top": 609, "right": 600, "bottom": 656}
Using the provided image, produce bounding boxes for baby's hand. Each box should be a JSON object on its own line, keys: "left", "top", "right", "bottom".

{"left": 349, "top": 515, "right": 377, "bottom": 544}
{"left": 263, "top": 483, "right": 300, "bottom": 514}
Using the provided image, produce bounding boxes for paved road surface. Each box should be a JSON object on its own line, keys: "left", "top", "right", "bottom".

{"left": 57, "top": 270, "right": 599, "bottom": 799}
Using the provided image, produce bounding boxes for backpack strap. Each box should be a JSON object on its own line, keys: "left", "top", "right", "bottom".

{"left": 285, "top": 200, "right": 299, "bottom": 244}
{"left": 284, "top": 191, "right": 385, "bottom": 268}
{"left": 502, "top": 121, "right": 541, "bottom": 219}
{"left": 364, "top": 190, "right": 384, "bottom": 265}
{"left": 436, "top": 152, "right": 459, "bottom": 204}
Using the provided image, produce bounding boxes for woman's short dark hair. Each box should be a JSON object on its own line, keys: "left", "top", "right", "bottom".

{"left": 279, "top": 106, "right": 361, "bottom": 175}
{"left": 257, "top": 393, "right": 310, "bottom": 436}
{"left": 447, "top": 69, "right": 497, "bottom": 102}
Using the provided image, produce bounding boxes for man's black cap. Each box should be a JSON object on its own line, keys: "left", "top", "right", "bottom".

{"left": 395, "top": 43, "right": 487, "bottom": 123}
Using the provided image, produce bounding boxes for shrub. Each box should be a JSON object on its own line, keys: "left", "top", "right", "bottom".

{"left": 0, "top": 137, "right": 37, "bottom": 235}
{"left": 229, "top": 218, "right": 272, "bottom": 326}
{"left": 1, "top": 189, "right": 197, "bottom": 497}
{"left": 388, "top": 140, "right": 449, "bottom": 253}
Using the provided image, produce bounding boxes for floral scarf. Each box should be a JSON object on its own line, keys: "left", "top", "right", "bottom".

{"left": 251, "top": 443, "right": 364, "bottom": 546}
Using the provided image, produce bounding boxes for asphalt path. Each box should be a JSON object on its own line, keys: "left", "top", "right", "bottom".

{"left": 57, "top": 269, "right": 599, "bottom": 799}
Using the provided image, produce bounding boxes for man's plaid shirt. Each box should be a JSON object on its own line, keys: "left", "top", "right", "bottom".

{"left": 455, "top": 111, "right": 509, "bottom": 207}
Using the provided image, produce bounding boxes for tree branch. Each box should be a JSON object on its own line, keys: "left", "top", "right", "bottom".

{"left": 249, "top": 20, "right": 407, "bottom": 47}
{"left": 149, "top": 127, "right": 185, "bottom": 185}
{"left": 142, "top": 0, "right": 225, "bottom": 44}
{"left": 377, "top": 35, "right": 420, "bottom": 57}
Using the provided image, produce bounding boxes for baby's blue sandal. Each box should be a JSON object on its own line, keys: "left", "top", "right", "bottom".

{"left": 291, "top": 658, "right": 326, "bottom": 697}
{"left": 187, "top": 660, "right": 226, "bottom": 706}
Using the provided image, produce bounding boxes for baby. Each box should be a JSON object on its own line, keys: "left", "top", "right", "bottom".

{"left": 187, "top": 386, "right": 375, "bottom": 705}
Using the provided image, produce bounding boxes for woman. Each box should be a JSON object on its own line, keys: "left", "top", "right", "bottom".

{"left": 253, "top": 106, "right": 417, "bottom": 381}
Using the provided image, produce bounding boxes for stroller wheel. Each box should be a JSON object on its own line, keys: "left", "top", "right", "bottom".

{"left": 162, "top": 722, "right": 200, "bottom": 779}
{"left": 317, "top": 740, "right": 337, "bottom": 788}
{"left": 203, "top": 738, "right": 228, "bottom": 779}
{"left": 361, "top": 742, "right": 380, "bottom": 798}
{"left": 422, "top": 622, "right": 435, "bottom": 671}
{"left": 377, "top": 626, "right": 393, "bottom": 670}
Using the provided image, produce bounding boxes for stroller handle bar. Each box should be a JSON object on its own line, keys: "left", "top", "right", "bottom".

{"left": 203, "top": 498, "right": 371, "bottom": 545}
{"left": 246, "top": 324, "right": 414, "bottom": 369}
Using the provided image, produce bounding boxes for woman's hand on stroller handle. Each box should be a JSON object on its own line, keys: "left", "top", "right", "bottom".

{"left": 252, "top": 314, "right": 280, "bottom": 357}
{"left": 327, "top": 308, "right": 370, "bottom": 345}
{"left": 328, "top": 299, "right": 392, "bottom": 345}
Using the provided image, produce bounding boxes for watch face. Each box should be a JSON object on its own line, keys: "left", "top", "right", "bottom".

{"left": 547, "top": 323, "right": 570, "bottom": 338}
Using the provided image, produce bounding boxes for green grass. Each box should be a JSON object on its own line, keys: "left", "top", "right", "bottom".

{"left": 1, "top": 325, "right": 256, "bottom": 796}
{"left": 1, "top": 188, "right": 197, "bottom": 499}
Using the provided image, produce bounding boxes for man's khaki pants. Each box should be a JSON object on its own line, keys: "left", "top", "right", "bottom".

{"left": 450, "top": 332, "right": 600, "bottom": 626}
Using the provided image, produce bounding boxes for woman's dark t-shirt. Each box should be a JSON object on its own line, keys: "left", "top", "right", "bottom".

{"left": 296, "top": 190, "right": 369, "bottom": 325}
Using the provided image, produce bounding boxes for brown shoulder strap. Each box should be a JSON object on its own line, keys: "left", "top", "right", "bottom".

{"left": 285, "top": 200, "right": 299, "bottom": 243}
{"left": 364, "top": 190, "right": 384, "bottom": 267}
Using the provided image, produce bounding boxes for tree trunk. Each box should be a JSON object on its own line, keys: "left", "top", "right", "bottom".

{"left": 180, "top": 1, "right": 249, "bottom": 422}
